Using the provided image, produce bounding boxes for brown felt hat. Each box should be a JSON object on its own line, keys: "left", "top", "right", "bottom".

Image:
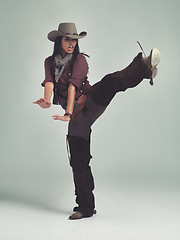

{"left": 47, "top": 23, "right": 87, "bottom": 42}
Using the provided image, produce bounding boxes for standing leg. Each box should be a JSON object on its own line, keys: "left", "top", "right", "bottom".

{"left": 67, "top": 99, "right": 106, "bottom": 220}
{"left": 67, "top": 132, "right": 96, "bottom": 220}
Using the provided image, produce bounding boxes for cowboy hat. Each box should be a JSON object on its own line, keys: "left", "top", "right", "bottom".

{"left": 47, "top": 23, "right": 87, "bottom": 42}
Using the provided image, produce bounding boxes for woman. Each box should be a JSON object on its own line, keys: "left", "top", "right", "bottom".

{"left": 34, "top": 22, "right": 161, "bottom": 220}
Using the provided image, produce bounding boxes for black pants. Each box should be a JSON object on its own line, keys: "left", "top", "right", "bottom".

{"left": 67, "top": 52, "right": 149, "bottom": 216}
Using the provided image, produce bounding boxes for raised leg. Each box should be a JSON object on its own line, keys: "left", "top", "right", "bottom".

{"left": 91, "top": 51, "right": 160, "bottom": 106}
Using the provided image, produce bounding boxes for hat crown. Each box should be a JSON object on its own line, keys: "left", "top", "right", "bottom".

{"left": 58, "top": 23, "right": 78, "bottom": 35}
{"left": 47, "top": 22, "right": 87, "bottom": 42}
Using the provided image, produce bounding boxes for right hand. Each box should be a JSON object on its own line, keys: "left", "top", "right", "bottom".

{"left": 33, "top": 98, "right": 51, "bottom": 109}
{"left": 52, "top": 114, "right": 71, "bottom": 121}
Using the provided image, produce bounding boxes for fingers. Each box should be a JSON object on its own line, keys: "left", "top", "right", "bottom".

{"left": 38, "top": 98, "right": 45, "bottom": 103}
{"left": 52, "top": 115, "right": 60, "bottom": 120}
{"left": 33, "top": 98, "right": 46, "bottom": 103}
{"left": 52, "top": 115, "right": 70, "bottom": 121}
{"left": 33, "top": 98, "right": 51, "bottom": 109}
{"left": 33, "top": 99, "right": 42, "bottom": 104}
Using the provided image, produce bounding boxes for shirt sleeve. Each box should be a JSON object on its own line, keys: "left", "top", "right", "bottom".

{"left": 41, "top": 57, "right": 54, "bottom": 87}
{"left": 68, "top": 54, "right": 89, "bottom": 89}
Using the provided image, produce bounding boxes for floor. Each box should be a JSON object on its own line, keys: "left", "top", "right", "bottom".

{"left": 0, "top": 180, "right": 180, "bottom": 240}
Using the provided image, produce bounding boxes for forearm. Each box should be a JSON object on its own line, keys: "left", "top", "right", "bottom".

{"left": 44, "top": 82, "right": 54, "bottom": 101}
{"left": 51, "top": 83, "right": 76, "bottom": 121}
{"left": 66, "top": 83, "right": 76, "bottom": 114}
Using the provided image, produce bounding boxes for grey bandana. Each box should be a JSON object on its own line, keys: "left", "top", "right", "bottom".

{"left": 54, "top": 53, "right": 73, "bottom": 82}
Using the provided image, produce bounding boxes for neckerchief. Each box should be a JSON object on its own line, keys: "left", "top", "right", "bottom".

{"left": 54, "top": 53, "right": 72, "bottom": 82}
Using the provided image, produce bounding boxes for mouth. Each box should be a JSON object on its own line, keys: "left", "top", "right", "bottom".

{"left": 68, "top": 46, "right": 74, "bottom": 51}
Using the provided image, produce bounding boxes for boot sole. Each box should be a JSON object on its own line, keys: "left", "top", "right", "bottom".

{"left": 149, "top": 48, "right": 161, "bottom": 85}
{"left": 150, "top": 48, "right": 161, "bottom": 68}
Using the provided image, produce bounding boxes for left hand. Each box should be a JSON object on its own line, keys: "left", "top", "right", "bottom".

{"left": 52, "top": 115, "right": 71, "bottom": 122}
{"left": 33, "top": 98, "right": 51, "bottom": 109}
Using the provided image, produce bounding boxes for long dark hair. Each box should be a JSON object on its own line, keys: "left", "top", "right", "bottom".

{"left": 50, "top": 36, "right": 89, "bottom": 78}
{"left": 50, "top": 36, "right": 80, "bottom": 74}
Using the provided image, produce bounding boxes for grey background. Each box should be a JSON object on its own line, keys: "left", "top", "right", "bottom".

{"left": 0, "top": 0, "right": 180, "bottom": 239}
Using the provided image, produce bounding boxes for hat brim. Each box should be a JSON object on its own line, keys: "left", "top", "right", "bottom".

{"left": 47, "top": 30, "right": 87, "bottom": 42}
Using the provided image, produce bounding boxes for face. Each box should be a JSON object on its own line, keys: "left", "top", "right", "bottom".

{"left": 61, "top": 36, "right": 77, "bottom": 56}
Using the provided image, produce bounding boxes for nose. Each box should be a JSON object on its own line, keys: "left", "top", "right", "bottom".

{"left": 69, "top": 38, "right": 76, "bottom": 45}
{"left": 69, "top": 39, "right": 74, "bottom": 44}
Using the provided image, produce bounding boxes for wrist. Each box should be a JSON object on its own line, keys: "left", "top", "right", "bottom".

{"left": 64, "top": 112, "right": 72, "bottom": 119}
{"left": 44, "top": 97, "right": 50, "bottom": 102}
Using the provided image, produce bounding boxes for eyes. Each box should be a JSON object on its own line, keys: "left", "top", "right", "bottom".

{"left": 64, "top": 37, "right": 77, "bottom": 42}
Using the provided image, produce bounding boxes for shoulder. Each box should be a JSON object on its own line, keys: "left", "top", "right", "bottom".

{"left": 44, "top": 56, "right": 54, "bottom": 70}
{"left": 74, "top": 54, "right": 88, "bottom": 67}
{"left": 44, "top": 56, "right": 53, "bottom": 63}
{"left": 70, "top": 53, "right": 89, "bottom": 76}
{"left": 76, "top": 53, "right": 88, "bottom": 61}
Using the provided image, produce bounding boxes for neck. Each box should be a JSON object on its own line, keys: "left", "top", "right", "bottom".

{"left": 61, "top": 49, "right": 67, "bottom": 58}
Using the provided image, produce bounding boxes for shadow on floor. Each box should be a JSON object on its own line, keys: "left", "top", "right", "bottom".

{"left": 0, "top": 192, "right": 72, "bottom": 215}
